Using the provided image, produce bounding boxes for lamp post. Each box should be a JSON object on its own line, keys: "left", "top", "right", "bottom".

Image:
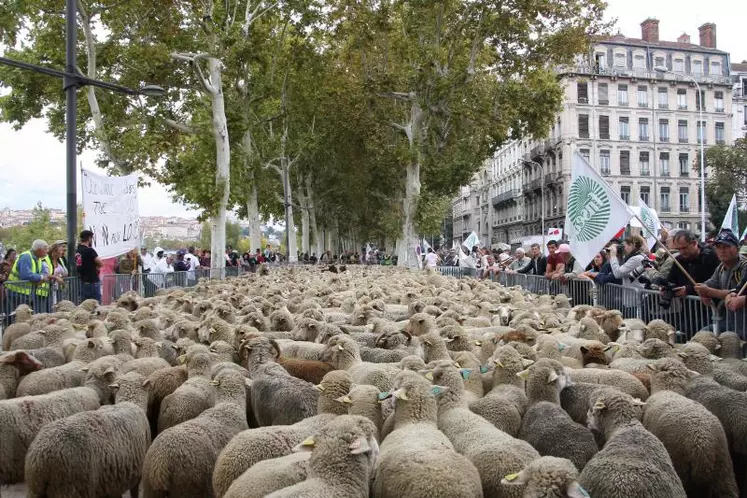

{"left": 0, "top": 0, "right": 165, "bottom": 270}
{"left": 655, "top": 66, "right": 706, "bottom": 241}
{"left": 522, "top": 158, "right": 546, "bottom": 248}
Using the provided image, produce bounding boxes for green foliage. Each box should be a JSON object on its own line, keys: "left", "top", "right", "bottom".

{"left": 200, "top": 220, "right": 243, "bottom": 250}
{"left": 0, "top": 202, "right": 65, "bottom": 250}
{"left": 416, "top": 193, "right": 451, "bottom": 236}
{"left": 697, "top": 138, "right": 747, "bottom": 231}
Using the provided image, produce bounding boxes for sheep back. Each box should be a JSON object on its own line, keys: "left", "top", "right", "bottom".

{"left": 251, "top": 374, "right": 318, "bottom": 426}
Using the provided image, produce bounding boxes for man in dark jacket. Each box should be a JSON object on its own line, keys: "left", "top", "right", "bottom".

{"left": 667, "top": 230, "right": 720, "bottom": 297}
{"left": 518, "top": 243, "right": 547, "bottom": 275}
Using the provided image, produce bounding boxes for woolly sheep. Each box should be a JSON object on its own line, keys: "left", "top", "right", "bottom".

{"left": 500, "top": 456, "right": 588, "bottom": 498}
{"left": 142, "top": 370, "right": 249, "bottom": 498}
{"left": 223, "top": 452, "right": 311, "bottom": 498}
{"left": 691, "top": 330, "right": 721, "bottom": 354}
{"left": 277, "top": 356, "right": 335, "bottom": 384}
{"left": 321, "top": 335, "right": 398, "bottom": 392}
{"left": 250, "top": 361, "right": 318, "bottom": 426}
{"left": 566, "top": 368, "right": 649, "bottom": 401}
{"left": 373, "top": 370, "right": 483, "bottom": 498}
{"left": 2, "top": 322, "right": 31, "bottom": 351}
{"left": 24, "top": 371, "right": 151, "bottom": 498}
{"left": 646, "top": 319, "right": 676, "bottom": 344}
{"left": 0, "top": 351, "right": 43, "bottom": 400}
{"left": 676, "top": 341, "right": 714, "bottom": 374}
{"left": 157, "top": 351, "right": 215, "bottom": 432}
{"left": 10, "top": 322, "right": 74, "bottom": 351}
{"left": 718, "top": 331, "right": 745, "bottom": 359}
{"left": 517, "top": 359, "right": 598, "bottom": 472}
{"left": 643, "top": 358, "right": 738, "bottom": 497}
{"left": 638, "top": 338, "right": 677, "bottom": 359}
{"left": 579, "top": 389, "right": 685, "bottom": 498}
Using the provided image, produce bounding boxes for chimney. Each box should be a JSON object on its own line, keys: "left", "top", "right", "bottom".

{"left": 641, "top": 18, "right": 660, "bottom": 43}
{"left": 698, "top": 23, "right": 716, "bottom": 48}
{"left": 677, "top": 33, "right": 691, "bottom": 44}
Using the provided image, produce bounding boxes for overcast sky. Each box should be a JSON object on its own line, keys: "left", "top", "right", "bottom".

{"left": 1, "top": 0, "right": 745, "bottom": 217}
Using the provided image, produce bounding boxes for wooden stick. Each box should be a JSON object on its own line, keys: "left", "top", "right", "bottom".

{"left": 632, "top": 215, "right": 698, "bottom": 287}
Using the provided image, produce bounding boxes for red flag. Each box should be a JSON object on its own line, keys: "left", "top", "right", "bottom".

{"left": 613, "top": 227, "right": 626, "bottom": 239}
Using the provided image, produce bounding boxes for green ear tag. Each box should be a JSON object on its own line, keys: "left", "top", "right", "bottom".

{"left": 504, "top": 473, "right": 518, "bottom": 482}
{"left": 431, "top": 386, "right": 445, "bottom": 396}
{"left": 580, "top": 486, "right": 590, "bottom": 497}
{"left": 460, "top": 368, "right": 471, "bottom": 380}
{"left": 377, "top": 391, "right": 390, "bottom": 401}
{"left": 480, "top": 365, "right": 489, "bottom": 374}
{"left": 558, "top": 342, "right": 567, "bottom": 351}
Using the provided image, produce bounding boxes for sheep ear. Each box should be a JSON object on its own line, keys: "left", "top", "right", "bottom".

{"left": 79, "top": 366, "right": 90, "bottom": 373}
{"left": 687, "top": 369, "right": 701, "bottom": 378}
{"left": 336, "top": 395, "right": 353, "bottom": 404}
{"left": 593, "top": 400, "right": 606, "bottom": 410}
{"left": 292, "top": 437, "right": 316, "bottom": 453}
{"left": 501, "top": 470, "right": 529, "bottom": 486}
{"left": 547, "top": 370, "right": 559, "bottom": 384}
{"left": 424, "top": 371, "right": 434, "bottom": 381}
{"left": 391, "top": 388, "right": 410, "bottom": 400}
{"left": 474, "top": 340, "right": 482, "bottom": 346}
{"left": 676, "top": 352, "right": 688, "bottom": 358}
{"left": 580, "top": 346, "right": 588, "bottom": 354}
{"left": 709, "top": 354, "right": 723, "bottom": 362}
{"left": 567, "top": 481, "right": 591, "bottom": 498}
{"left": 520, "top": 358, "right": 534, "bottom": 368}
{"left": 516, "top": 369, "right": 530, "bottom": 379}
{"left": 142, "top": 379, "right": 151, "bottom": 388}
{"left": 349, "top": 435, "right": 373, "bottom": 455}
{"left": 631, "top": 398, "right": 646, "bottom": 407}
{"left": 108, "top": 383, "right": 120, "bottom": 390}
{"left": 646, "top": 363, "right": 657, "bottom": 371}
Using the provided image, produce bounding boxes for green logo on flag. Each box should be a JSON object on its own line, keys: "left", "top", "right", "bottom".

{"left": 568, "top": 175, "right": 611, "bottom": 242}
{"left": 641, "top": 207, "right": 656, "bottom": 236}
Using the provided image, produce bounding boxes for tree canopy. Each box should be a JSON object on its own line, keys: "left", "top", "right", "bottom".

{"left": 697, "top": 138, "right": 747, "bottom": 232}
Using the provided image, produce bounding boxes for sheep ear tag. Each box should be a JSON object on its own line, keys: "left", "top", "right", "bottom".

{"left": 430, "top": 386, "right": 448, "bottom": 397}
{"left": 479, "top": 365, "right": 489, "bottom": 374}
{"left": 501, "top": 471, "right": 528, "bottom": 485}
{"left": 292, "top": 437, "right": 316, "bottom": 453}
{"left": 567, "top": 482, "right": 590, "bottom": 498}
{"left": 459, "top": 368, "right": 471, "bottom": 380}
{"left": 377, "top": 391, "right": 391, "bottom": 401}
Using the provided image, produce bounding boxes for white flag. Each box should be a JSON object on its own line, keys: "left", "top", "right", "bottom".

{"left": 741, "top": 227, "right": 747, "bottom": 241}
{"left": 422, "top": 238, "right": 433, "bottom": 253}
{"left": 565, "top": 151, "right": 635, "bottom": 267}
{"left": 638, "top": 198, "right": 661, "bottom": 250}
{"left": 463, "top": 231, "right": 480, "bottom": 250}
{"left": 452, "top": 239, "right": 459, "bottom": 250}
{"left": 721, "top": 195, "right": 739, "bottom": 235}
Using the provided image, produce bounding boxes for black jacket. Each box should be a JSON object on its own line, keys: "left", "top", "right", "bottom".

{"left": 667, "top": 245, "right": 720, "bottom": 295}
{"left": 518, "top": 255, "right": 547, "bottom": 275}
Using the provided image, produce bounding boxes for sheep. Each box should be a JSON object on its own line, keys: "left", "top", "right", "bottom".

{"left": 10, "top": 322, "right": 74, "bottom": 351}
{"left": 340, "top": 384, "right": 383, "bottom": 438}
{"left": 718, "top": 331, "right": 745, "bottom": 359}
{"left": 691, "top": 330, "right": 721, "bottom": 354}
{"left": 0, "top": 350, "right": 43, "bottom": 400}
{"left": 2, "top": 322, "right": 31, "bottom": 351}
{"left": 399, "top": 355, "right": 426, "bottom": 372}
{"left": 250, "top": 361, "right": 319, "bottom": 426}
{"left": 469, "top": 346, "right": 529, "bottom": 437}
{"left": 638, "top": 338, "right": 677, "bottom": 359}
{"left": 712, "top": 364, "right": 747, "bottom": 391}
{"left": 142, "top": 370, "right": 249, "bottom": 498}
{"left": 566, "top": 367, "right": 649, "bottom": 401}
{"left": 157, "top": 351, "right": 215, "bottom": 432}
{"left": 646, "top": 319, "right": 676, "bottom": 344}
{"left": 208, "top": 340, "right": 238, "bottom": 363}
{"left": 223, "top": 452, "right": 311, "bottom": 498}
{"left": 24, "top": 371, "right": 151, "bottom": 498}
{"left": 320, "top": 335, "right": 398, "bottom": 392}
{"left": 643, "top": 358, "right": 738, "bottom": 497}
{"left": 404, "top": 312, "right": 437, "bottom": 336}
{"left": 500, "top": 456, "right": 587, "bottom": 498}
{"left": 676, "top": 341, "right": 714, "bottom": 374}
{"left": 211, "top": 369, "right": 354, "bottom": 498}
{"left": 517, "top": 359, "right": 598, "bottom": 472}
{"left": 15, "top": 338, "right": 105, "bottom": 397}
{"left": 579, "top": 389, "right": 686, "bottom": 498}
{"left": 263, "top": 415, "right": 378, "bottom": 498}
{"left": 420, "top": 331, "right": 453, "bottom": 363}
{"left": 121, "top": 356, "right": 171, "bottom": 378}
{"left": 269, "top": 306, "right": 295, "bottom": 331}
{"left": 580, "top": 344, "right": 609, "bottom": 366}
{"left": 277, "top": 355, "right": 335, "bottom": 384}
{"left": 427, "top": 360, "right": 541, "bottom": 498}
{"left": 372, "top": 370, "right": 483, "bottom": 498}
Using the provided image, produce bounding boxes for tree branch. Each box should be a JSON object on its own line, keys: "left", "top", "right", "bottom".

{"left": 377, "top": 91, "right": 414, "bottom": 102}
{"left": 165, "top": 119, "right": 197, "bottom": 134}
{"left": 170, "top": 52, "right": 218, "bottom": 95}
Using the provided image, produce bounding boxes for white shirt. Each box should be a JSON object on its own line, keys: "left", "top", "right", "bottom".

{"left": 184, "top": 253, "right": 199, "bottom": 280}
{"left": 150, "top": 257, "right": 174, "bottom": 286}
{"left": 141, "top": 253, "right": 154, "bottom": 271}
{"left": 425, "top": 252, "right": 439, "bottom": 269}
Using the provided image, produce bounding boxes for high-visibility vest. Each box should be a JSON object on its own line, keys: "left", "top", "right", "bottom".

{"left": 6, "top": 250, "right": 49, "bottom": 297}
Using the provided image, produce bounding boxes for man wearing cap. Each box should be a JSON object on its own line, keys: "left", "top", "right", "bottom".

{"left": 75, "top": 230, "right": 103, "bottom": 303}
{"left": 548, "top": 244, "right": 583, "bottom": 281}
{"left": 695, "top": 230, "right": 747, "bottom": 334}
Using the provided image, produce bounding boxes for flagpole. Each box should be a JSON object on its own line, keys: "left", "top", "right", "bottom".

{"left": 633, "top": 214, "right": 697, "bottom": 287}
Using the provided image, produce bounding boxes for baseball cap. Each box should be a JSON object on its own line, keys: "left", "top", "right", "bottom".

{"left": 556, "top": 243, "right": 571, "bottom": 254}
{"left": 176, "top": 249, "right": 186, "bottom": 256}
{"left": 54, "top": 240, "right": 67, "bottom": 245}
{"left": 714, "top": 230, "right": 739, "bottom": 247}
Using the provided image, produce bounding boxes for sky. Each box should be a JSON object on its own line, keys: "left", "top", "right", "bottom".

{"left": 1, "top": 0, "right": 745, "bottom": 217}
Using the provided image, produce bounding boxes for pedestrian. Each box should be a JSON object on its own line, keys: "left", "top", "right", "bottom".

{"left": 149, "top": 250, "right": 174, "bottom": 289}
{"left": 506, "top": 248, "right": 532, "bottom": 273}
{"left": 424, "top": 247, "right": 440, "bottom": 269}
{"left": 115, "top": 247, "right": 142, "bottom": 300}
{"left": 140, "top": 245, "right": 154, "bottom": 272}
{"left": 46, "top": 242, "right": 69, "bottom": 308}
{"left": 544, "top": 240, "right": 562, "bottom": 279}
{"left": 5, "top": 239, "right": 55, "bottom": 315}
{"left": 608, "top": 235, "right": 648, "bottom": 289}
{"left": 581, "top": 251, "right": 606, "bottom": 279}
{"left": 75, "top": 230, "right": 103, "bottom": 303}
{"left": 184, "top": 246, "right": 200, "bottom": 285}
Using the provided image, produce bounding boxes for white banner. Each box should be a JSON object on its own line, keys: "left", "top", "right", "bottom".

{"left": 637, "top": 198, "right": 661, "bottom": 251}
{"left": 721, "top": 194, "right": 739, "bottom": 235}
{"left": 565, "top": 151, "right": 634, "bottom": 268}
{"left": 81, "top": 169, "right": 140, "bottom": 259}
{"left": 547, "top": 227, "right": 563, "bottom": 240}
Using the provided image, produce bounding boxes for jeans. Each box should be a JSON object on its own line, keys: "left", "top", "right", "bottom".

{"left": 81, "top": 282, "right": 102, "bottom": 303}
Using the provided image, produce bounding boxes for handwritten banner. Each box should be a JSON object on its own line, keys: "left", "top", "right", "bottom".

{"left": 81, "top": 169, "right": 140, "bottom": 259}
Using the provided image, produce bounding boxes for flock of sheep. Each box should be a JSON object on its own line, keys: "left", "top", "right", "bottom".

{"left": 1, "top": 265, "right": 746, "bottom": 498}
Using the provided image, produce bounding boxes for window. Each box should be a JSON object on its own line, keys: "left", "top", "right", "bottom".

{"left": 620, "top": 186, "right": 631, "bottom": 204}
{"left": 661, "top": 187, "right": 671, "bottom": 211}
{"left": 678, "top": 120, "right": 688, "bottom": 142}
{"left": 618, "top": 84, "right": 628, "bottom": 106}
{"left": 659, "top": 119, "right": 669, "bottom": 142}
{"left": 634, "top": 55, "right": 646, "bottom": 69}
{"left": 677, "top": 89, "right": 687, "bottom": 109}
{"left": 678, "top": 221, "right": 691, "bottom": 230}
{"left": 640, "top": 186, "right": 650, "bottom": 205}
{"left": 578, "top": 115, "right": 590, "bottom": 138}
{"left": 679, "top": 187, "right": 690, "bottom": 212}
{"left": 639, "top": 118, "right": 649, "bottom": 141}
{"left": 658, "top": 87, "right": 668, "bottom": 108}
{"left": 619, "top": 117, "right": 630, "bottom": 139}
{"left": 639, "top": 151, "right": 650, "bottom": 176}
{"left": 600, "top": 150, "right": 611, "bottom": 175}
{"left": 599, "top": 115, "right": 610, "bottom": 139}
{"left": 715, "top": 122, "right": 725, "bottom": 144}
{"left": 638, "top": 86, "right": 648, "bottom": 107}
{"left": 580, "top": 148, "right": 590, "bottom": 162}
{"left": 674, "top": 58, "right": 685, "bottom": 72}
{"left": 577, "top": 82, "right": 589, "bottom": 103}
{"left": 679, "top": 153, "right": 689, "bottom": 176}
{"left": 598, "top": 83, "right": 609, "bottom": 105}
{"left": 697, "top": 121, "right": 706, "bottom": 144}
{"left": 620, "top": 151, "right": 630, "bottom": 175}
{"left": 710, "top": 61, "right": 721, "bottom": 76}
{"left": 595, "top": 52, "right": 607, "bottom": 70}
{"left": 660, "top": 152, "right": 670, "bottom": 176}
{"left": 714, "top": 91, "right": 724, "bottom": 112}
{"left": 692, "top": 60, "right": 703, "bottom": 75}
{"left": 614, "top": 52, "right": 626, "bottom": 67}
{"left": 696, "top": 90, "right": 706, "bottom": 111}
{"left": 654, "top": 56, "right": 665, "bottom": 69}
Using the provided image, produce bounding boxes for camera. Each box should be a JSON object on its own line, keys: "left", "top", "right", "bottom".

{"left": 651, "top": 275, "right": 677, "bottom": 309}
{"left": 629, "top": 258, "right": 656, "bottom": 283}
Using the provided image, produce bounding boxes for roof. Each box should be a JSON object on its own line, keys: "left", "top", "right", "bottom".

{"left": 597, "top": 35, "right": 729, "bottom": 55}
{"left": 732, "top": 63, "right": 747, "bottom": 73}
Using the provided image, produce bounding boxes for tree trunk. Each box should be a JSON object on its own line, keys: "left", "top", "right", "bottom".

{"left": 282, "top": 164, "right": 298, "bottom": 263}
{"left": 208, "top": 57, "right": 230, "bottom": 271}
{"left": 396, "top": 101, "right": 423, "bottom": 269}
{"left": 299, "top": 176, "right": 310, "bottom": 254}
{"left": 242, "top": 130, "right": 262, "bottom": 254}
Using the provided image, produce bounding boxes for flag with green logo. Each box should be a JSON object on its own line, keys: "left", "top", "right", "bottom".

{"left": 463, "top": 231, "right": 480, "bottom": 250}
{"left": 566, "top": 151, "right": 635, "bottom": 267}
{"left": 638, "top": 198, "right": 661, "bottom": 250}
{"left": 720, "top": 195, "right": 739, "bottom": 236}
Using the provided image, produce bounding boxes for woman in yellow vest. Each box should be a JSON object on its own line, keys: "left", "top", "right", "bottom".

{"left": 5, "top": 239, "right": 53, "bottom": 315}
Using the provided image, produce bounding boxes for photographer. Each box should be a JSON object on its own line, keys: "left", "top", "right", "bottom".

{"left": 608, "top": 235, "right": 648, "bottom": 289}
{"left": 667, "top": 230, "right": 719, "bottom": 297}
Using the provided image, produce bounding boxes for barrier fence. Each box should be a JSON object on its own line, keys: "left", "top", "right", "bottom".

{"left": 436, "top": 266, "right": 746, "bottom": 341}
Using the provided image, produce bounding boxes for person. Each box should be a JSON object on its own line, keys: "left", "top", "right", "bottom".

{"left": 140, "top": 246, "right": 154, "bottom": 272}
{"left": 75, "top": 230, "right": 103, "bottom": 303}
{"left": 115, "top": 247, "right": 142, "bottom": 299}
{"left": 506, "top": 248, "right": 531, "bottom": 273}
{"left": 517, "top": 243, "right": 546, "bottom": 275}
{"left": 667, "top": 230, "right": 720, "bottom": 297}
{"left": 481, "top": 255, "right": 501, "bottom": 280}
{"left": 544, "top": 240, "right": 562, "bottom": 279}
{"left": 580, "top": 251, "right": 606, "bottom": 280}
{"left": 725, "top": 271, "right": 747, "bottom": 335}
{"left": 424, "top": 247, "right": 440, "bottom": 269}
{"left": 150, "top": 250, "right": 174, "bottom": 289}
{"left": 200, "top": 249, "right": 212, "bottom": 269}
{"left": 310, "top": 252, "right": 318, "bottom": 264}
{"left": 46, "top": 242, "right": 69, "bottom": 308}
{"left": 0, "top": 248, "right": 17, "bottom": 283}
{"left": 184, "top": 246, "right": 200, "bottom": 285}
{"left": 694, "top": 230, "right": 747, "bottom": 334}
{"left": 5, "top": 240, "right": 53, "bottom": 313}
{"left": 173, "top": 249, "right": 190, "bottom": 286}
{"left": 53, "top": 240, "right": 69, "bottom": 270}
{"left": 608, "top": 235, "right": 648, "bottom": 289}
{"left": 553, "top": 243, "right": 585, "bottom": 282}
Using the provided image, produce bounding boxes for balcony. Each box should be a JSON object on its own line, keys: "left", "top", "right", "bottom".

{"left": 491, "top": 189, "right": 522, "bottom": 207}
{"left": 680, "top": 207, "right": 690, "bottom": 213}
{"left": 658, "top": 103, "right": 669, "bottom": 109}
{"left": 640, "top": 170, "right": 650, "bottom": 177}
{"left": 716, "top": 139, "right": 725, "bottom": 145}
{"left": 678, "top": 105, "right": 688, "bottom": 110}
{"left": 660, "top": 136, "right": 669, "bottom": 142}
{"left": 716, "top": 107, "right": 725, "bottom": 113}
{"left": 601, "top": 168, "right": 611, "bottom": 176}
{"left": 661, "top": 205, "right": 672, "bottom": 213}
{"left": 661, "top": 171, "right": 671, "bottom": 177}
{"left": 679, "top": 171, "right": 689, "bottom": 177}
{"left": 640, "top": 135, "right": 650, "bottom": 141}
{"left": 620, "top": 168, "right": 631, "bottom": 176}
{"left": 679, "top": 137, "right": 688, "bottom": 143}
{"left": 620, "top": 135, "right": 630, "bottom": 140}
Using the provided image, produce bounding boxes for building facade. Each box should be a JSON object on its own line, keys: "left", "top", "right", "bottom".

{"left": 732, "top": 62, "right": 747, "bottom": 141}
{"left": 453, "top": 19, "right": 736, "bottom": 247}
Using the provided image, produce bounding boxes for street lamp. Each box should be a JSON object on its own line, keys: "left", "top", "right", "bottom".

{"left": 0, "top": 0, "right": 165, "bottom": 270}
{"left": 522, "top": 157, "right": 546, "bottom": 248}
{"left": 654, "top": 66, "right": 706, "bottom": 241}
